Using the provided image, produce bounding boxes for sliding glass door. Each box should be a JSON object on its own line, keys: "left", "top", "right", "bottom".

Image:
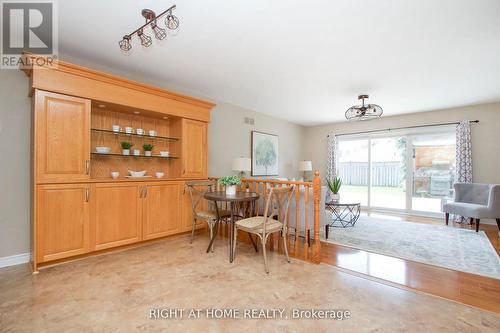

{"left": 335, "top": 127, "right": 456, "bottom": 215}
{"left": 409, "top": 132, "right": 456, "bottom": 213}
{"left": 370, "top": 137, "right": 406, "bottom": 209}
{"left": 337, "top": 139, "right": 369, "bottom": 206}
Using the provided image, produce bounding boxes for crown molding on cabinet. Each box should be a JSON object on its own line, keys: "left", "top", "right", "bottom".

{"left": 20, "top": 53, "right": 215, "bottom": 122}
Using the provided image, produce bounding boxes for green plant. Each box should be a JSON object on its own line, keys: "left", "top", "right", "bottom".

{"left": 326, "top": 177, "right": 342, "bottom": 194}
{"left": 120, "top": 142, "right": 133, "bottom": 149}
{"left": 220, "top": 176, "right": 241, "bottom": 186}
{"left": 143, "top": 144, "right": 154, "bottom": 151}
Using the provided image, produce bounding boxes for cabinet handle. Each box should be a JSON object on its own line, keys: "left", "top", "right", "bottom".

{"left": 85, "top": 160, "right": 90, "bottom": 175}
{"left": 144, "top": 187, "right": 148, "bottom": 198}
{"left": 139, "top": 187, "right": 144, "bottom": 198}
{"left": 85, "top": 187, "right": 90, "bottom": 202}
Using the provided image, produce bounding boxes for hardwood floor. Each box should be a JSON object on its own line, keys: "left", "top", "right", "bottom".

{"left": 223, "top": 211, "right": 500, "bottom": 314}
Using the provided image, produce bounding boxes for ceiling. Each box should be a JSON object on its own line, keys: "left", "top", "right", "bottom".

{"left": 59, "top": 0, "right": 500, "bottom": 126}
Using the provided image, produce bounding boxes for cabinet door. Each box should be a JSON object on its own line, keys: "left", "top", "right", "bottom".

{"left": 182, "top": 119, "right": 207, "bottom": 178}
{"left": 142, "top": 182, "right": 182, "bottom": 240}
{"left": 92, "top": 183, "right": 143, "bottom": 251}
{"left": 35, "top": 90, "right": 91, "bottom": 182}
{"left": 36, "top": 184, "right": 90, "bottom": 263}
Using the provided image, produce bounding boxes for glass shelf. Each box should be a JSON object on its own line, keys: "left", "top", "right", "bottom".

{"left": 91, "top": 152, "right": 178, "bottom": 159}
{"left": 91, "top": 128, "right": 179, "bottom": 141}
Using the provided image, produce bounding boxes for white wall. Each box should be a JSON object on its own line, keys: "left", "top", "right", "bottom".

{"left": 304, "top": 102, "right": 500, "bottom": 184}
{"left": 208, "top": 102, "right": 304, "bottom": 178}
{"left": 0, "top": 69, "right": 31, "bottom": 259}
{"left": 0, "top": 56, "right": 304, "bottom": 259}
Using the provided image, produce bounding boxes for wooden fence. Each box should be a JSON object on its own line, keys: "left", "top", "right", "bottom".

{"left": 338, "top": 161, "right": 403, "bottom": 187}
{"left": 208, "top": 171, "right": 322, "bottom": 262}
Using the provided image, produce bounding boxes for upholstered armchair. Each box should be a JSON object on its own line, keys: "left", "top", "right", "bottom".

{"left": 443, "top": 183, "right": 500, "bottom": 232}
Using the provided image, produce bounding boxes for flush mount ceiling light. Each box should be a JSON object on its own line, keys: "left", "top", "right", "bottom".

{"left": 345, "top": 95, "right": 383, "bottom": 121}
{"left": 119, "top": 5, "right": 179, "bottom": 51}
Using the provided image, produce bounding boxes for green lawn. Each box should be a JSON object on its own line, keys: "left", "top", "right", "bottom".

{"left": 340, "top": 185, "right": 406, "bottom": 209}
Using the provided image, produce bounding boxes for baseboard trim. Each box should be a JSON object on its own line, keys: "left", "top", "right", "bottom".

{"left": 0, "top": 253, "right": 30, "bottom": 269}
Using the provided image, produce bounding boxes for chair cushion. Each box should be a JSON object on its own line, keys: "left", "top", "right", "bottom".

{"left": 442, "top": 202, "right": 492, "bottom": 218}
{"left": 235, "top": 216, "right": 282, "bottom": 233}
{"left": 196, "top": 210, "right": 231, "bottom": 220}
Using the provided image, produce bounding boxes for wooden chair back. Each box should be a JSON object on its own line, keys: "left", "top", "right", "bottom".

{"left": 185, "top": 180, "right": 215, "bottom": 217}
{"left": 261, "top": 185, "right": 295, "bottom": 234}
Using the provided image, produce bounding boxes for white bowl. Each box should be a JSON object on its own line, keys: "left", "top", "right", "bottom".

{"left": 95, "top": 147, "right": 111, "bottom": 154}
{"left": 159, "top": 151, "right": 169, "bottom": 157}
{"left": 128, "top": 170, "right": 147, "bottom": 177}
{"left": 155, "top": 172, "right": 164, "bottom": 178}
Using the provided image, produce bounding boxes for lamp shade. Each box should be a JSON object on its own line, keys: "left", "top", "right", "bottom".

{"left": 299, "top": 160, "right": 312, "bottom": 171}
{"left": 232, "top": 157, "right": 251, "bottom": 172}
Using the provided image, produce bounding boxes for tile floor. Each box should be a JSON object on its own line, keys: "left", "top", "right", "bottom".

{"left": 1, "top": 235, "right": 499, "bottom": 332}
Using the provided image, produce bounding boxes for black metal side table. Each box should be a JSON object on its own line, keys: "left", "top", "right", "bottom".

{"left": 325, "top": 201, "right": 361, "bottom": 238}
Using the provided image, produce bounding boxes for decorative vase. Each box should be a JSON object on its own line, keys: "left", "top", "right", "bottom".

{"left": 331, "top": 193, "right": 340, "bottom": 201}
{"left": 226, "top": 185, "right": 237, "bottom": 196}
{"left": 122, "top": 149, "right": 130, "bottom": 155}
{"left": 145, "top": 151, "right": 152, "bottom": 157}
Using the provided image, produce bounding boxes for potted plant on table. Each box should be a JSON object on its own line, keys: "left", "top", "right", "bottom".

{"left": 326, "top": 177, "right": 342, "bottom": 202}
{"left": 120, "top": 142, "right": 133, "bottom": 155}
{"left": 143, "top": 144, "right": 154, "bottom": 157}
{"left": 220, "top": 176, "right": 241, "bottom": 196}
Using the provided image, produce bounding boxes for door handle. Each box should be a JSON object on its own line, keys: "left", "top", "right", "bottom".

{"left": 85, "top": 187, "right": 90, "bottom": 202}
{"left": 85, "top": 160, "right": 90, "bottom": 175}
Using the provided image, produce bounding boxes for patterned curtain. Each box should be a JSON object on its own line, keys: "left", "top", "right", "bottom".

{"left": 455, "top": 120, "right": 473, "bottom": 183}
{"left": 327, "top": 134, "right": 337, "bottom": 180}
{"left": 454, "top": 120, "right": 473, "bottom": 222}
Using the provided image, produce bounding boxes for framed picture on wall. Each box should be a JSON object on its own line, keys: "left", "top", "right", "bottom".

{"left": 251, "top": 131, "right": 279, "bottom": 176}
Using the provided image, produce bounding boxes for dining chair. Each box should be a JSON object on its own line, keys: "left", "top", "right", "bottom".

{"left": 185, "top": 180, "right": 231, "bottom": 251}
{"left": 233, "top": 185, "right": 295, "bottom": 273}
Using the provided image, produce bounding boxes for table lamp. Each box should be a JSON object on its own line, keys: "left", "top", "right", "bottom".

{"left": 299, "top": 160, "right": 312, "bottom": 181}
{"left": 232, "top": 157, "right": 251, "bottom": 178}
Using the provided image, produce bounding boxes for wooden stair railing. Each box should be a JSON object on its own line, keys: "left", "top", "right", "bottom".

{"left": 208, "top": 171, "right": 322, "bottom": 263}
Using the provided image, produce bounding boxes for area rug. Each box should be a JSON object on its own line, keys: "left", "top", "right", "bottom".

{"left": 322, "top": 216, "right": 500, "bottom": 279}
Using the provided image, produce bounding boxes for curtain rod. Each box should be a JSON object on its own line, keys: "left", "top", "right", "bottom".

{"left": 327, "top": 120, "right": 479, "bottom": 137}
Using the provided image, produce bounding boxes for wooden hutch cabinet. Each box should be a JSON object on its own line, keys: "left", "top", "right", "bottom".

{"left": 23, "top": 54, "right": 214, "bottom": 272}
{"left": 35, "top": 91, "right": 91, "bottom": 182}
{"left": 36, "top": 183, "right": 91, "bottom": 262}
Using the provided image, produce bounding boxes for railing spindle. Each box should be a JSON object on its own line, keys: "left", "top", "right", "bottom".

{"left": 304, "top": 184, "right": 310, "bottom": 245}
{"left": 294, "top": 186, "right": 300, "bottom": 242}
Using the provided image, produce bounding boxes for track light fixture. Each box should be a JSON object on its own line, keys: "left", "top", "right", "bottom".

{"left": 118, "top": 35, "right": 132, "bottom": 51}
{"left": 151, "top": 22, "right": 167, "bottom": 40}
{"left": 119, "top": 4, "right": 179, "bottom": 51}
{"left": 137, "top": 29, "right": 152, "bottom": 47}
{"left": 165, "top": 12, "right": 180, "bottom": 31}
